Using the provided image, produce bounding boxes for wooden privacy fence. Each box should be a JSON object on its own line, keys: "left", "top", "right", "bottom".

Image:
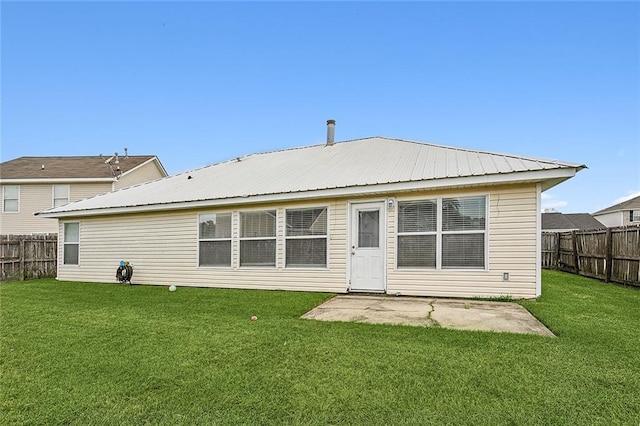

{"left": 0, "top": 234, "right": 57, "bottom": 281}
{"left": 542, "top": 226, "right": 640, "bottom": 287}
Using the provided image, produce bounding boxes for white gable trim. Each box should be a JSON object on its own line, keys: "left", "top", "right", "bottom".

{"left": 119, "top": 157, "right": 168, "bottom": 178}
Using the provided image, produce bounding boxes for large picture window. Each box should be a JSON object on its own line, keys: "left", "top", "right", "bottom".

{"left": 3, "top": 185, "right": 19, "bottom": 212}
{"left": 397, "top": 196, "right": 487, "bottom": 269}
{"left": 199, "top": 213, "right": 232, "bottom": 267}
{"left": 63, "top": 222, "right": 80, "bottom": 265}
{"left": 53, "top": 185, "right": 70, "bottom": 208}
{"left": 285, "top": 207, "right": 328, "bottom": 267}
{"left": 240, "top": 210, "right": 276, "bottom": 267}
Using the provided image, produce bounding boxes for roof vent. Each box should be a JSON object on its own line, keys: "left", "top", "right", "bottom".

{"left": 326, "top": 119, "right": 336, "bottom": 146}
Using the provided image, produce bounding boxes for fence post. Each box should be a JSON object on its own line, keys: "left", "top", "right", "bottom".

{"left": 604, "top": 228, "right": 613, "bottom": 282}
{"left": 555, "top": 232, "right": 561, "bottom": 270}
{"left": 572, "top": 231, "right": 580, "bottom": 275}
{"left": 19, "top": 237, "right": 25, "bottom": 281}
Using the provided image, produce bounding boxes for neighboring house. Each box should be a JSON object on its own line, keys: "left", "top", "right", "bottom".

{"left": 1, "top": 154, "right": 167, "bottom": 234}
{"left": 37, "top": 128, "right": 584, "bottom": 298}
{"left": 542, "top": 212, "right": 605, "bottom": 232}
{"left": 592, "top": 195, "right": 640, "bottom": 227}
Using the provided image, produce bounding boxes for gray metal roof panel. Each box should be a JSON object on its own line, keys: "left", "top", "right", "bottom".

{"left": 39, "top": 137, "right": 584, "bottom": 215}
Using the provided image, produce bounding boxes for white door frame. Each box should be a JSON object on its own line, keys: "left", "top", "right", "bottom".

{"left": 347, "top": 200, "right": 387, "bottom": 293}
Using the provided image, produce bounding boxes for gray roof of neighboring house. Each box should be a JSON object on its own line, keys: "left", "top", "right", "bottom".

{"left": 37, "top": 137, "right": 585, "bottom": 218}
{"left": 593, "top": 195, "right": 640, "bottom": 215}
{"left": 0, "top": 155, "right": 165, "bottom": 180}
{"left": 542, "top": 212, "right": 605, "bottom": 231}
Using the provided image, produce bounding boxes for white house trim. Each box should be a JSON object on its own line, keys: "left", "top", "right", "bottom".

{"left": 536, "top": 183, "right": 542, "bottom": 296}
{"left": 37, "top": 168, "right": 578, "bottom": 219}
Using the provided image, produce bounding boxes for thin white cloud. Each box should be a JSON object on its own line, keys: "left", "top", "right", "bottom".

{"left": 613, "top": 190, "right": 640, "bottom": 204}
{"left": 541, "top": 192, "right": 568, "bottom": 212}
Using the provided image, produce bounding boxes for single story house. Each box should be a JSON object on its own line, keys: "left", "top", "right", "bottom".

{"left": 542, "top": 212, "right": 604, "bottom": 232}
{"left": 592, "top": 195, "right": 640, "bottom": 227}
{"left": 38, "top": 125, "right": 585, "bottom": 298}
{"left": 1, "top": 153, "right": 167, "bottom": 235}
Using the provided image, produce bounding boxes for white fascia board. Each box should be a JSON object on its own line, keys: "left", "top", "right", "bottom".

{"left": 0, "top": 178, "right": 115, "bottom": 184}
{"left": 119, "top": 157, "right": 168, "bottom": 178}
{"left": 37, "top": 167, "right": 579, "bottom": 219}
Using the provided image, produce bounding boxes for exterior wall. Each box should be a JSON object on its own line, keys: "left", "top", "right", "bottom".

{"left": 622, "top": 210, "right": 636, "bottom": 226}
{"left": 594, "top": 211, "right": 622, "bottom": 227}
{"left": 115, "top": 160, "right": 166, "bottom": 190}
{"left": 57, "top": 199, "right": 347, "bottom": 293}
{"left": 56, "top": 182, "right": 540, "bottom": 298}
{"left": 0, "top": 182, "right": 114, "bottom": 235}
{"left": 70, "top": 182, "right": 114, "bottom": 202}
{"left": 386, "top": 184, "right": 539, "bottom": 299}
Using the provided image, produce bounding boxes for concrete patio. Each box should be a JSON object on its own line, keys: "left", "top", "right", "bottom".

{"left": 301, "top": 295, "right": 555, "bottom": 336}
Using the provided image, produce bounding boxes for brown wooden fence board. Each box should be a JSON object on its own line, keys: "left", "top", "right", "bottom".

{"left": 0, "top": 234, "right": 57, "bottom": 281}
{"left": 542, "top": 225, "right": 640, "bottom": 287}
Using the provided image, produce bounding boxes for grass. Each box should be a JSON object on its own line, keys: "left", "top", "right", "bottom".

{"left": 1, "top": 271, "right": 639, "bottom": 425}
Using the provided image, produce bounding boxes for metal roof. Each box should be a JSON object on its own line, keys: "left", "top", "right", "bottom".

{"left": 37, "top": 137, "right": 585, "bottom": 217}
{"left": 0, "top": 155, "right": 165, "bottom": 180}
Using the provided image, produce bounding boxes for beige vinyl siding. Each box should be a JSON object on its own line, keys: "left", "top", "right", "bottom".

{"left": 593, "top": 211, "right": 621, "bottom": 227}
{"left": 1, "top": 184, "right": 58, "bottom": 234}
{"left": 70, "top": 182, "right": 113, "bottom": 201}
{"left": 58, "top": 199, "right": 348, "bottom": 292}
{"left": 115, "top": 160, "right": 165, "bottom": 190}
{"left": 0, "top": 182, "right": 115, "bottom": 235}
{"left": 56, "top": 183, "right": 539, "bottom": 298}
{"left": 387, "top": 184, "right": 539, "bottom": 298}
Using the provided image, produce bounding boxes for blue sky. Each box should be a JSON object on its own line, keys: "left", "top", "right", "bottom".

{"left": 2, "top": 1, "right": 638, "bottom": 213}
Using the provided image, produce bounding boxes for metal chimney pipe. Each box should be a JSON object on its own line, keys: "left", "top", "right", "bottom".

{"left": 326, "top": 119, "right": 336, "bottom": 146}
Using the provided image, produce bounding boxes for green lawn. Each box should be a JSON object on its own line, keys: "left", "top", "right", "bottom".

{"left": 1, "top": 271, "right": 639, "bottom": 425}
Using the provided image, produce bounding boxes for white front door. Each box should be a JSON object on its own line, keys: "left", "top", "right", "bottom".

{"left": 349, "top": 202, "right": 386, "bottom": 293}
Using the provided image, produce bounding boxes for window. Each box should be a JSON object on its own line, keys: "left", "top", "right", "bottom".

{"left": 442, "top": 196, "right": 486, "bottom": 268}
{"left": 286, "top": 207, "right": 328, "bottom": 267}
{"left": 397, "top": 196, "right": 487, "bottom": 269}
{"left": 240, "top": 210, "right": 276, "bottom": 267}
{"left": 631, "top": 211, "right": 640, "bottom": 223}
{"left": 358, "top": 210, "right": 380, "bottom": 248}
{"left": 53, "top": 185, "right": 70, "bottom": 207}
{"left": 3, "top": 185, "right": 19, "bottom": 212}
{"left": 63, "top": 222, "right": 80, "bottom": 265}
{"left": 198, "top": 213, "right": 232, "bottom": 266}
{"left": 397, "top": 200, "right": 437, "bottom": 268}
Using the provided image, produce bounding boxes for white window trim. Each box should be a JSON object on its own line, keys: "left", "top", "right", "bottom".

{"left": 239, "top": 209, "right": 277, "bottom": 268}
{"left": 197, "top": 212, "right": 232, "bottom": 268}
{"left": 284, "top": 206, "right": 329, "bottom": 269}
{"left": 2, "top": 185, "right": 20, "bottom": 213}
{"left": 396, "top": 195, "right": 489, "bottom": 271}
{"left": 631, "top": 210, "right": 640, "bottom": 223}
{"left": 52, "top": 184, "right": 70, "bottom": 208}
{"left": 62, "top": 222, "right": 80, "bottom": 266}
